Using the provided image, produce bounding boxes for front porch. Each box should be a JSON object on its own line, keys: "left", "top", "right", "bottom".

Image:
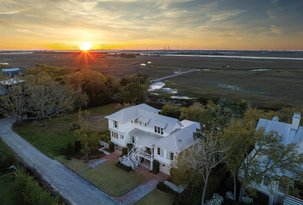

{"left": 119, "top": 146, "right": 155, "bottom": 171}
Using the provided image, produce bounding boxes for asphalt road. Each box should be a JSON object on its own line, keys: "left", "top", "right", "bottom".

{"left": 0, "top": 117, "right": 119, "bottom": 205}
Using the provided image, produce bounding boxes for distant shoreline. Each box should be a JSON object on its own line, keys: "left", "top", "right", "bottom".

{"left": 159, "top": 54, "right": 303, "bottom": 61}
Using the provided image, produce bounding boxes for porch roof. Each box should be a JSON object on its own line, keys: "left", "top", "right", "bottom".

{"left": 129, "top": 128, "right": 161, "bottom": 148}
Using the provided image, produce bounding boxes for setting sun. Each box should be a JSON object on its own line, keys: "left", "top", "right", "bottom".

{"left": 79, "top": 42, "right": 92, "bottom": 51}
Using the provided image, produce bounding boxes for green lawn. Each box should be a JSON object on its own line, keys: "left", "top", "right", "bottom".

{"left": 135, "top": 189, "right": 174, "bottom": 205}
{"left": 58, "top": 157, "right": 144, "bottom": 197}
{"left": 0, "top": 177, "right": 24, "bottom": 205}
{"left": 13, "top": 103, "right": 119, "bottom": 158}
{"left": 0, "top": 140, "right": 25, "bottom": 205}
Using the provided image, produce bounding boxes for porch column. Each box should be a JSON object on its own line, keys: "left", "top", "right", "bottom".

{"left": 268, "top": 195, "right": 274, "bottom": 205}
{"left": 150, "top": 156, "right": 154, "bottom": 171}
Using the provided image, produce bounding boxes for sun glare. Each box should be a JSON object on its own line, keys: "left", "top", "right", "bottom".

{"left": 79, "top": 42, "right": 92, "bottom": 51}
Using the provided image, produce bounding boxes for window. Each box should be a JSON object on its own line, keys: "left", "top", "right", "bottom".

{"left": 120, "top": 135, "right": 124, "bottom": 139}
{"left": 146, "top": 148, "right": 151, "bottom": 154}
{"left": 154, "top": 126, "right": 164, "bottom": 135}
{"left": 157, "top": 147, "right": 160, "bottom": 155}
{"left": 170, "top": 152, "right": 174, "bottom": 160}
{"left": 132, "top": 136, "right": 135, "bottom": 143}
{"left": 111, "top": 131, "right": 118, "bottom": 139}
{"left": 113, "top": 121, "right": 118, "bottom": 128}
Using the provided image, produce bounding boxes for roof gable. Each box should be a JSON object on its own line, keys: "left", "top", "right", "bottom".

{"left": 154, "top": 122, "right": 200, "bottom": 153}
{"left": 257, "top": 117, "right": 303, "bottom": 153}
{"left": 105, "top": 103, "right": 159, "bottom": 123}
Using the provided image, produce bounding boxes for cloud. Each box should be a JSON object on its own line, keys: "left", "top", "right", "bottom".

{"left": 0, "top": 0, "right": 302, "bottom": 49}
{"left": 270, "top": 24, "right": 282, "bottom": 35}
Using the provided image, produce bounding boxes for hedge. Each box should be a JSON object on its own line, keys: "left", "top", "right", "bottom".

{"left": 152, "top": 160, "right": 160, "bottom": 174}
{"left": 109, "top": 142, "right": 115, "bottom": 153}
{"left": 14, "top": 169, "right": 62, "bottom": 205}
{"left": 116, "top": 162, "right": 132, "bottom": 172}
{"left": 121, "top": 147, "right": 128, "bottom": 156}
{"left": 157, "top": 182, "right": 171, "bottom": 193}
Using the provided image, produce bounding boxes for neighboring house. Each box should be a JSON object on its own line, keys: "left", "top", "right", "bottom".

{"left": 247, "top": 113, "right": 303, "bottom": 205}
{"left": 105, "top": 103, "right": 200, "bottom": 175}
{"left": 0, "top": 78, "right": 25, "bottom": 95}
{"left": 1, "top": 68, "right": 23, "bottom": 77}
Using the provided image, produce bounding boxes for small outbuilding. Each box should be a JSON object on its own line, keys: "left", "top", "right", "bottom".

{"left": 1, "top": 68, "right": 23, "bottom": 77}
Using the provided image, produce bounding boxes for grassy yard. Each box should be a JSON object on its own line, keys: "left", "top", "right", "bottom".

{"left": 0, "top": 140, "right": 25, "bottom": 205}
{"left": 13, "top": 103, "right": 119, "bottom": 158}
{"left": 0, "top": 177, "right": 24, "bottom": 205}
{"left": 58, "top": 157, "right": 144, "bottom": 197}
{"left": 135, "top": 189, "right": 174, "bottom": 205}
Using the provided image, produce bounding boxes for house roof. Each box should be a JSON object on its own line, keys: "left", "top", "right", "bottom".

{"left": 0, "top": 78, "right": 25, "bottom": 86}
{"left": 257, "top": 114, "right": 303, "bottom": 153}
{"left": 130, "top": 128, "right": 162, "bottom": 148}
{"left": 105, "top": 103, "right": 183, "bottom": 134}
{"left": 107, "top": 104, "right": 201, "bottom": 152}
{"left": 149, "top": 114, "right": 182, "bottom": 133}
{"left": 105, "top": 103, "right": 160, "bottom": 123}
{"left": 1, "top": 68, "right": 22, "bottom": 72}
{"left": 154, "top": 121, "right": 200, "bottom": 153}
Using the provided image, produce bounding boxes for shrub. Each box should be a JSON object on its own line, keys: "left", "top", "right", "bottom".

{"left": 74, "top": 140, "right": 82, "bottom": 154}
{"left": 65, "top": 143, "right": 74, "bottom": 160}
{"left": 109, "top": 142, "right": 115, "bottom": 153}
{"left": 15, "top": 169, "right": 61, "bottom": 205}
{"left": 0, "top": 151, "right": 14, "bottom": 172}
{"left": 157, "top": 182, "right": 171, "bottom": 193}
{"left": 69, "top": 123, "right": 80, "bottom": 132}
{"left": 116, "top": 162, "right": 132, "bottom": 172}
{"left": 152, "top": 160, "right": 160, "bottom": 174}
{"left": 127, "top": 143, "right": 133, "bottom": 152}
{"left": 121, "top": 147, "right": 128, "bottom": 156}
{"left": 99, "top": 131, "right": 110, "bottom": 143}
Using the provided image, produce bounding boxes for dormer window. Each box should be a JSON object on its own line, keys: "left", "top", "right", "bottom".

{"left": 154, "top": 126, "right": 164, "bottom": 135}
{"left": 113, "top": 121, "right": 118, "bottom": 128}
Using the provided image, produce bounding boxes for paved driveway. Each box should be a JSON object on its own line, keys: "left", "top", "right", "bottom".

{"left": 0, "top": 117, "right": 119, "bottom": 205}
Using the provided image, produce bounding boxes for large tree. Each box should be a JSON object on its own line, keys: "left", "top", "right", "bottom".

{"left": 223, "top": 109, "right": 303, "bottom": 202}
{"left": 0, "top": 72, "right": 87, "bottom": 122}
{"left": 25, "top": 73, "right": 87, "bottom": 120}
{"left": 0, "top": 84, "right": 27, "bottom": 123}
{"left": 238, "top": 130, "right": 303, "bottom": 201}
{"left": 175, "top": 129, "right": 228, "bottom": 205}
{"left": 73, "top": 110, "right": 99, "bottom": 162}
{"left": 222, "top": 119, "right": 255, "bottom": 200}
{"left": 180, "top": 101, "right": 231, "bottom": 131}
{"left": 65, "top": 70, "right": 118, "bottom": 106}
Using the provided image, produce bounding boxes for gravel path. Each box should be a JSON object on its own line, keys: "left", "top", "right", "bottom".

{"left": 0, "top": 117, "right": 119, "bottom": 205}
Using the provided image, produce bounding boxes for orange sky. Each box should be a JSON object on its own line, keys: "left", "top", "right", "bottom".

{"left": 1, "top": 0, "right": 303, "bottom": 50}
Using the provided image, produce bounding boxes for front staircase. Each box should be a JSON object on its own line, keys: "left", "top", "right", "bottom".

{"left": 119, "top": 147, "right": 152, "bottom": 169}
{"left": 284, "top": 195, "right": 303, "bottom": 205}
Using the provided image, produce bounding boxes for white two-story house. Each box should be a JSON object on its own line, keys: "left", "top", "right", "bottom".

{"left": 105, "top": 103, "right": 200, "bottom": 175}
{"left": 247, "top": 113, "right": 303, "bottom": 205}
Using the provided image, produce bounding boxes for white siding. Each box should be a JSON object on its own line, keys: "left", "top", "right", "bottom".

{"left": 154, "top": 146, "right": 172, "bottom": 165}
